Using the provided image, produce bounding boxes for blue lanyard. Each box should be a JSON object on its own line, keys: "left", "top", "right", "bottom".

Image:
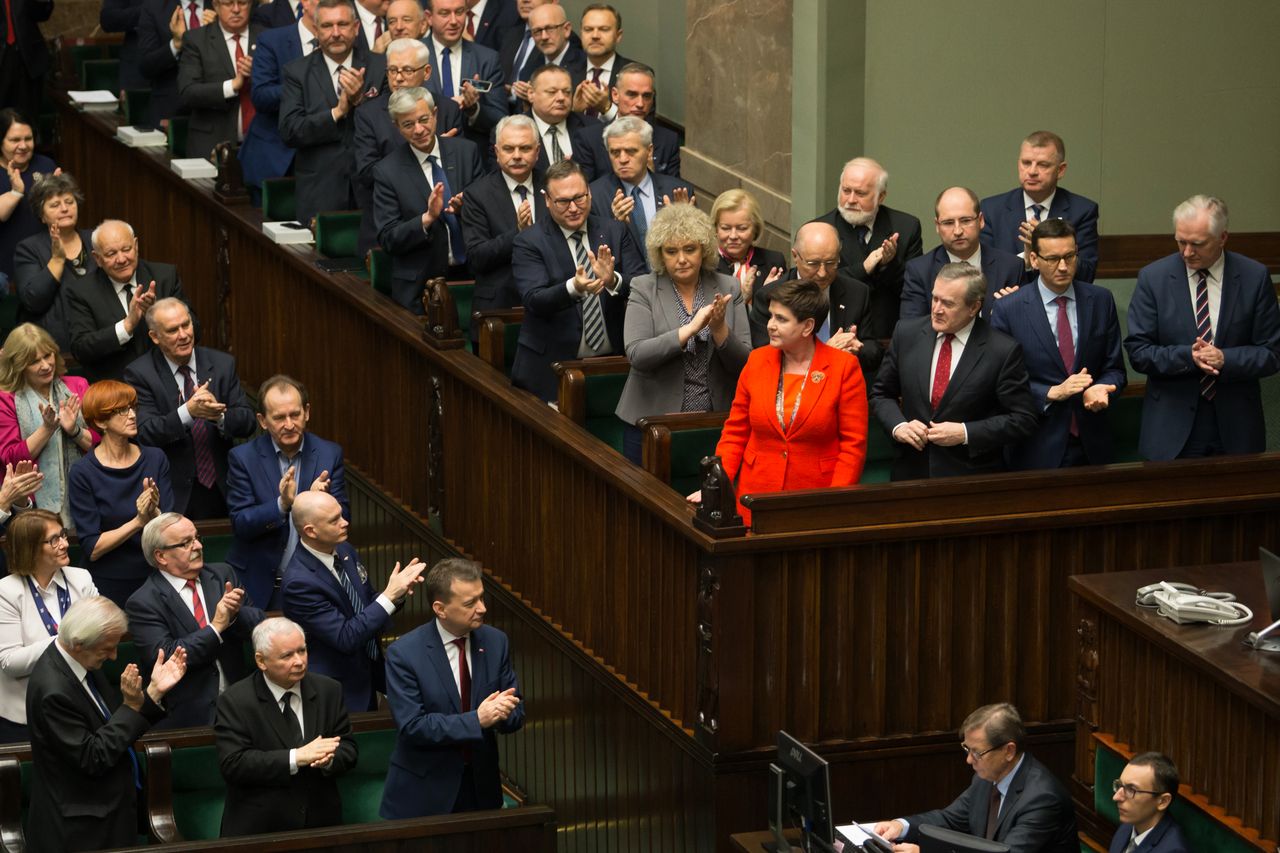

{"left": 27, "top": 575, "right": 71, "bottom": 637}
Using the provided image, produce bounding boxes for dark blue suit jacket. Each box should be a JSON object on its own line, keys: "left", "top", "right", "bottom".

{"left": 901, "top": 244, "right": 1026, "bottom": 321}
{"left": 99, "top": 0, "right": 148, "bottom": 92}
{"left": 471, "top": 0, "right": 520, "bottom": 50}
{"left": 510, "top": 213, "right": 646, "bottom": 401}
{"left": 281, "top": 540, "right": 387, "bottom": 713}
{"left": 1108, "top": 816, "right": 1189, "bottom": 853}
{"left": 1124, "top": 251, "right": 1280, "bottom": 460}
{"left": 124, "top": 561, "right": 265, "bottom": 729}
{"left": 138, "top": 0, "right": 210, "bottom": 124}
{"left": 980, "top": 187, "right": 1100, "bottom": 283}
{"left": 588, "top": 169, "right": 694, "bottom": 269}
{"left": 990, "top": 280, "right": 1127, "bottom": 469}
{"left": 240, "top": 22, "right": 305, "bottom": 189}
{"left": 425, "top": 39, "right": 507, "bottom": 137}
{"left": 459, "top": 168, "right": 548, "bottom": 313}
{"left": 250, "top": 0, "right": 296, "bottom": 29}
{"left": 520, "top": 112, "right": 608, "bottom": 181}
{"left": 379, "top": 620, "right": 523, "bottom": 818}
{"left": 225, "top": 432, "right": 349, "bottom": 608}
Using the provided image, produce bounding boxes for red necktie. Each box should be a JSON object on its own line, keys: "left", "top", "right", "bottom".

{"left": 584, "top": 66, "right": 604, "bottom": 118}
{"left": 465, "top": 10, "right": 475, "bottom": 39}
{"left": 985, "top": 784, "right": 1001, "bottom": 838}
{"left": 233, "top": 34, "right": 255, "bottom": 137}
{"left": 2, "top": 0, "right": 14, "bottom": 46}
{"left": 1054, "top": 296, "right": 1079, "bottom": 436}
{"left": 186, "top": 579, "right": 208, "bottom": 628}
{"left": 373, "top": 16, "right": 382, "bottom": 38}
{"left": 187, "top": 1, "right": 200, "bottom": 30}
{"left": 930, "top": 333, "right": 954, "bottom": 410}
{"left": 179, "top": 365, "right": 219, "bottom": 488}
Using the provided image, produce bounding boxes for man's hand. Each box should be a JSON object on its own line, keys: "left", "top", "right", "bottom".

{"left": 296, "top": 735, "right": 342, "bottom": 768}
{"left": 572, "top": 78, "right": 609, "bottom": 113}
{"left": 993, "top": 284, "right": 1019, "bottom": 299}
{"left": 515, "top": 199, "right": 534, "bottom": 230}
{"left": 661, "top": 187, "right": 694, "bottom": 206}
{"left": 278, "top": 465, "right": 298, "bottom": 511}
{"left": 587, "top": 244, "right": 615, "bottom": 284}
{"left": 0, "top": 461, "right": 43, "bottom": 511}
{"left": 332, "top": 66, "right": 367, "bottom": 118}
{"left": 168, "top": 4, "right": 187, "bottom": 49}
{"left": 609, "top": 188, "right": 634, "bottom": 223}
{"left": 200, "top": 8, "right": 216, "bottom": 25}
{"left": 421, "top": 182, "right": 446, "bottom": 229}
{"left": 1192, "top": 337, "right": 1224, "bottom": 374}
{"left": 1018, "top": 218, "right": 1039, "bottom": 261}
{"left": 511, "top": 79, "right": 532, "bottom": 103}
{"left": 874, "top": 820, "right": 904, "bottom": 841}
{"left": 136, "top": 476, "right": 161, "bottom": 523}
{"left": 187, "top": 380, "right": 227, "bottom": 420}
{"left": 476, "top": 687, "right": 520, "bottom": 728}
{"left": 145, "top": 646, "right": 188, "bottom": 704}
{"left": 120, "top": 663, "right": 144, "bottom": 711}
{"left": 827, "top": 325, "right": 863, "bottom": 354}
{"left": 456, "top": 77, "right": 481, "bottom": 112}
{"left": 1082, "top": 383, "right": 1116, "bottom": 412}
{"left": 309, "top": 469, "right": 332, "bottom": 493}
{"left": 211, "top": 581, "right": 245, "bottom": 633}
{"left": 891, "top": 420, "right": 928, "bottom": 450}
{"left": 124, "top": 281, "right": 158, "bottom": 334}
{"left": 232, "top": 53, "right": 253, "bottom": 91}
{"left": 383, "top": 558, "right": 426, "bottom": 604}
{"left": 1047, "top": 368, "right": 1093, "bottom": 402}
{"left": 58, "top": 394, "right": 82, "bottom": 433}
{"left": 926, "top": 421, "right": 965, "bottom": 446}
{"left": 572, "top": 265, "right": 602, "bottom": 294}
{"left": 372, "top": 29, "right": 392, "bottom": 53}
{"left": 445, "top": 191, "right": 464, "bottom": 215}
{"left": 862, "top": 232, "right": 899, "bottom": 274}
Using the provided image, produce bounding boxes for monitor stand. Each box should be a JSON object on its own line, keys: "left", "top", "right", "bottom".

{"left": 1246, "top": 617, "right": 1280, "bottom": 651}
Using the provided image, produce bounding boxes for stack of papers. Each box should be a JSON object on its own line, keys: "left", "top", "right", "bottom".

{"left": 170, "top": 158, "right": 218, "bottom": 180}
{"left": 67, "top": 90, "right": 119, "bottom": 112}
{"left": 836, "top": 824, "right": 894, "bottom": 852}
{"left": 263, "top": 222, "right": 314, "bottom": 245}
{"left": 116, "top": 126, "right": 167, "bottom": 148}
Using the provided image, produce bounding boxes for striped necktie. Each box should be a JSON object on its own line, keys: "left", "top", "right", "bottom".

{"left": 333, "top": 555, "right": 379, "bottom": 659}
{"left": 572, "top": 232, "right": 606, "bottom": 353}
{"left": 1194, "top": 269, "right": 1215, "bottom": 400}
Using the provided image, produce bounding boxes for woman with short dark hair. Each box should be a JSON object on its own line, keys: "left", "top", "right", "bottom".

{"left": 0, "top": 110, "right": 58, "bottom": 288}
{"left": 13, "top": 172, "right": 92, "bottom": 349}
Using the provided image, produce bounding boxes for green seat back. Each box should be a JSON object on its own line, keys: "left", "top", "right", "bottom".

{"left": 123, "top": 89, "right": 151, "bottom": 126}
{"left": 368, "top": 247, "right": 392, "bottom": 297}
{"left": 583, "top": 372, "right": 629, "bottom": 453}
{"left": 450, "top": 283, "right": 474, "bottom": 347}
{"left": 859, "top": 420, "right": 895, "bottom": 484}
{"left": 167, "top": 116, "right": 189, "bottom": 158}
{"left": 81, "top": 59, "right": 120, "bottom": 94}
{"left": 339, "top": 728, "right": 397, "bottom": 824}
{"left": 314, "top": 212, "right": 361, "bottom": 260}
{"left": 171, "top": 744, "right": 226, "bottom": 840}
{"left": 1109, "top": 394, "right": 1144, "bottom": 463}
{"left": 1092, "top": 741, "right": 1125, "bottom": 822}
{"left": 261, "top": 177, "right": 298, "bottom": 222}
{"left": 0, "top": 295, "right": 21, "bottom": 340}
{"left": 670, "top": 427, "right": 724, "bottom": 497}
{"left": 200, "top": 534, "right": 234, "bottom": 564}
{"left": 100, "top": 640, "right": 139, "bottom": 687}
{"left": 71, "top": 45, "right": 110, "bottom": 84}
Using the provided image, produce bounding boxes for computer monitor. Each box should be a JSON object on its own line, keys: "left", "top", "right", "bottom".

{"left": 919, "top": 825, "right": 1011, "bottom": 853}
{"left": 765, "top": 730, "right": 836, "bottom": 852}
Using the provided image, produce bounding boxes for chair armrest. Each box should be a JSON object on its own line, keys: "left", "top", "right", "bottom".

{"left": 553, "top": 356, "right": 630, "bottom": 424}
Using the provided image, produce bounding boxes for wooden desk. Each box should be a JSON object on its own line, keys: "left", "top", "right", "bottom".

{"left": 1070, "top": 563, "right": 1280, "bottom": 848}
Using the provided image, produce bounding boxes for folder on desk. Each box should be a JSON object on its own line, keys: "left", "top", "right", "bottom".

{"left": 116, "top": 126, "right": 167, "bottom": 148}
{"left": 170, "top": 158, "right": 218, "bottom": 180}
{"left": 68, "top": 90, "right": 119, "bottom": 112}
{"left": 263, "top": 222, "right": 314, "bottom": 245}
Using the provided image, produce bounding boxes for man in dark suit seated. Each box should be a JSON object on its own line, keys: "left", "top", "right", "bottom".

{"left": 226, "top": 374, "right": 349, "bottom": 610}
{"left": 281, "top": 490, "right": 426, "bottom": 712}
{"left": 567, "top": 3, "right": 631, "bottom": 119}
{"left": 379, "top": 558, "right": 523, "bottom": 819}
{"left": 608, "top": 62, "right": 679, "bottom": 178}
{"left": 991, "top": 220, "right": 1126, "bottom": 469}
{"left": 424, "top": 0, "right": 508, "bottom": 155}
{"left": 177, "top": 0, "right": 260, "bottom": 162}
{"left": 873, "top": 703, "right": 1077, "bottom": 853}
{"left": 522, "top": 63, "right": 606, "bottom": 180}
{"left": 138, "top": 0, "right": 217, "bottom": 129}
{"left": 460, "top": 114, "right": 547, "bottom": 320}
{"left": 869, "top": 262, "right": 1038, "bottom": 481}
{"left": 902, "top": 186, "right": 1026, "bottom": 321}
{"left": 68, "top": 219, "right": 192, "bottom": 383}
{"left": 589, "top": 115, "right": 693, "bottom": 272}
{"left": 1109, "top": 753, "right": 1189, "bottom": 853}
{"left": 1124, "top": 194, "right": 1280, "bottom": 460}
{"left": 813, "top": 156, "right": 923, "bottom": 346}
{"left": 126, "top": 512, "right": 265, "bottom": 728}
{"left": 124, "top": 298, "right": 256, "bottom": 518}
{"left": 980, "top": 130, "right": 1100, "bottom": 283}
{"left": 214, "top": 616, "right": 358, "bottom": 837}
{"left": 25, "top": 596, "right": 188, "bottom": 853}
{"left": 372, "top": 86, "right": 483, "bottom": 311}
{"left": 510, "top": 159, "right": 645, "bottom": 402}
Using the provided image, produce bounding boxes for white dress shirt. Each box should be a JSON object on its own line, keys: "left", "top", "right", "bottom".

{"left": 296, "top": 19, "right": 317, "bottom": 56}
{"left": 161, "top": 572, "right": 228, "bottom": 691}
{"left": 217, "top": 25, "right": 251, "bottom": 141}
{"left": 322, "top": 50, "right": 355, "bottom": 105}
{"left": 354, "top": 0, "right": 381, "bottom": 50}
{"left": 112, "top": 275, "right": 138, "bottom": 345}
{"left": 947, "top": 245, "right": 982, "bottom": 270}
{"left": 1023, "top": 189, "right": 1056, "bottom": 221}
{"left": 531, "top": 112, "right": 573, "bottom": 162}
{"left": 1186, "top": 252, "right": 1225, "bottom": 338}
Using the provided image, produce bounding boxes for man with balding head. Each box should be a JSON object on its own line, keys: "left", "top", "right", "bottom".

{"left": 902, "top": 187, "right": 1025, "bottom": 321}
{"left": 281, "top": 490, "right": 426, "bottom": 712}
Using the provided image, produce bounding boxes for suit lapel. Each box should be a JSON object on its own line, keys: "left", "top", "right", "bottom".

{"left": 402, "top": 145, "right": 433, "bottom": 203}
{"left": 1049, "top": 188, "right": 1070, "bottom": 221}
{"left": 544, "top": 217, "right": 576, "bottom": 281}
{"left": 308, "top": 51, "right": 339, "bottom": 110}
{"left": 1215, "top": 255, "right": 1238, "bottom": 341}
{"left": 912, "top": 321, "right": 935, "bottom": 413}
{"left": 1166, "top": 265, "right": 1198, "bottom": 342}
{"left": 467, "top": 628, "right": 486, "bottom": 708}
{"left": 425, "top": 622, "right": 461, "bottom": 713}
{"left": 787, "top": 343, "right": 834, "bottom": 436}
{"left": 1025, "top": 287, "right": 1064, "bottom": 377}
{"left": 158, "top": 572, "right": 203, "bottom": 634}
{"left": 1072, "top": 285, "right": 1093, "bottom": 371}
{"left": 255, "top": 671, "right": 298, "bottom": 748}
{"left": 299, "top": 675, "right": 322, "bottom": 742}
{"left": 937, "top": 321, "right": 987, "bottom": 413}
{"left": 208, "top": 26, "right": 237, "bottom": 80}
{"left": 152, "top": 347, "right": 183, "bottom": 408}
{"left": 50, "top": 648, "right": 109, "bottom": 723}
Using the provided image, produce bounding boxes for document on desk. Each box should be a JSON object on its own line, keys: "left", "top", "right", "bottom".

{"left": 836, "top": 824, "right": 894, "bottom": 852}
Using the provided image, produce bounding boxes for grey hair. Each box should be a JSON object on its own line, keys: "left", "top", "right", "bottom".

{"left": 141, "top": 512, "right": 188, "bottom": 568}
{"left": 253, "top": 616, "right": 306, "bottom": 655}
{"left": 1173, "top": 194, "right": 1228, "bottom": 235}
{"left": 602, "top": 115, "right": 652, "bottom": 147}
{"left": 386, "top": 37, "right": 428, "bottom": 66}
{"left": 495, "top": 113, "right": 538, "bottom": 142}
{"left": 144, "top": 297, "right": 190, "bottom": 333}
{"left": 387, "top": 86, "right": 435, "bottom": 119}
{"left": 841, "top": 157, "right": 889, "bottom": 193}
{"left": 937, "top": 261, "right": 987, "bottom": 306}
{"left": 90, "top": 219, "right": 135, "bottom": 251}
{"left": 57, "top": 597, "right": 129, "bottom": 652}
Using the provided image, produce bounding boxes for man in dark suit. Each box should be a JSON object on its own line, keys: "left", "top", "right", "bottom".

{"left": 510, "top": 159, "right": 645, "bottom": 401}
{"left": 68, "top": 219, "right": 192, "bottom": 383}
{"left": 1124, "top": 194, "right": 1280, "bottom": 460}
{"left": 380, "top": 558, "right": 523, "bottom": 819}
{"left": 902, "top": 186, "right": 1026, "bottom": 321}
{"left": 215, "top": 617, "right": 358, "bottom": 836}
{"left": 608, "top": 62, "right": 678, "bottom": 177}
{"left": 137, "top": 0, "right": 215, "bottom": 128}
{"left": 567, "top": 4, "right": 630, "bottom": 119}
{"left": 523, "top": 64, "right": 606, "bottom": 180}
{"left": 100, "top": 0, "right": 150, "bottom": 121}
{"left": 991, "top": 220, "right": 1126, "bottom": 469}
{"left": 1109, "top": 753, "right": 1189, "bottom": 853}
{"left": 813, "top": 156, "right": 923, "bottom": 345}
{"left": 589, "top": 115, "right": 693, "bottom": 269}
{"left": 226, "top": 375, "right": 349, "bottom": 610}
{"left": 280, "top": 491, "right": 426, "bottom": 712}
{"left": 425, "top": 0, "right": 508, "bottom": 153}
{"left": 870, "top": 262, "right": 1038, "bottom": 481}
{"left": 251, "top": 0, "right": 300, "bottom": 28}
{"left": 373, "top": 87, "right": 483, "bottom": 311}
{"left": 980, "top": 130, "right": 1100, "bottom": 283}
{"left": 352, "top": 0, "right": 387, "bottom": 53}
{"left": 239, "top": 0, "right": 316, "bottom": 196}
{"left": 461, "top": 113, "right": 546, "bottom": 318}
{"left": 0, "top": 0, "right": 54, "bottom": 122}
{"left": 278, "top": 0, "right": 376, "bottom": 226}
{"left": 124, "top": 299, "right": 256, "bottom": 517}
{"left": 126, "top": 512, "right": 265, "bottom": 729}
{"left": 177, "top": 0, "right": 260, "bottom": 161}
{"left": 467, "top": 0, "right": 519, "bottom": 50}
{"left": 25, "top": 596, "right": 187, "bottom": 853}
{"left": 874, "top": 703, "right": 1077, "bottom": 853}
{"left": 502, "top": 0, "right": 581, "bottom": 104}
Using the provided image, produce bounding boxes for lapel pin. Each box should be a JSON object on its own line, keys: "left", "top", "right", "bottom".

{"left": 810, "top": 371, "right": 825, "bottom": 383}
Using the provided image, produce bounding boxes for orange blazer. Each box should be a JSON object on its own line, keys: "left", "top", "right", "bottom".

{"left": 715, "top": 339, "right": 868, "bottom": 525}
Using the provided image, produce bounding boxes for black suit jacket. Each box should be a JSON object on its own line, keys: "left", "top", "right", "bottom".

{"left": 567, "top": 51, "right": 632, "bottom": 96}
{"left": 124, "top": 562, "right": 266, "bottom": 729}
{"left": 459, "top": 168, "right": 547, "bottom": 312}
{"left": 901, "top": 244, "right": 1027, "bottom": 322}
{"left": 123, "top": 345, "right": 257, "bottom": 511}
{"left": 138, "top": 0, "right": 213, "bottom": 123}
{"left": 750, "top": 269, "right": 882, "bottom": 375}
{"left": 215, "top": 670, "right": 358, "bottom": 837}
{"left": 472, "top": 0, "right": 520, "bottom": 50}
{"left": 25, "top": 642, "right": 165, "bottom": 853}
{"left": 178, "top": 22, "right": 261, "bottom": 160}
{"left": 716, "top": 245, "right": 786, "bottom": 308}
{"left": 66, "top": 261, "right": 189, "bottom": 383}
{"left": 250, "top": 0, "right": 297, "bottom": 29}
{"left": 499, "top": 25, "right": 583, "bottom": 84}
{"left": 13, "top": 227, "right": 96, "bottom": 351}
{"left": 100, "top": 0, "right": 148, "bottom": 91}
{"left": 588, "top": 169, "right": 694, "bottom": 267}
{"left": 1, "top": 0, "right": 54, "bottom": 81}
{"left": 526, "top": 112, "right": 608, "bottom": 180}
{"left": 869, "top": 316, "right": 1039, "bottom": 480}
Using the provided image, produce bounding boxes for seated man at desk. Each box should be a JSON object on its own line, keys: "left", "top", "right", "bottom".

{"left": 1110, "top": 752, "right": 1188, "bottom": 853}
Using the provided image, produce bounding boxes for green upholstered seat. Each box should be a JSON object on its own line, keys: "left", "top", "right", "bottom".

{"left": 167, "top": 116, "right": 189, "bottom": 159}
{"left": 199, "top": 533, "right": 234, "bottom": 564}
{"left": 1109, "top": 393, "right": 1144, "bottom": 463}
{"left": 670, "top": 427, "right": 724, "bottom": 497}
{"left": 339, "top": 727, "right": 397, "bottom": 823}
{"left": 582, "top": 372, "right": 629, "bottom": 453}
{"left": 71, "top": 45, "right": 112, "bottom": 85}
{"left": 170, "top": 744, "right": 226, "bottom": 840}
{"left": 859, "top": 420, "right": 895, "bottom": 484}
{"left": 368, "top": 247, "right": 392, "bottom": 298}
{"left": 314, "top": 212, "right": 361, "bottom": 259}
{"left": 450, "top": 283, "right": 474, "bottom": 352}
{"left": 81, "top": 59, "right": 120, "bottom": 95}
{"left": 261, "top": 177, "right": 298, "bottom": 223}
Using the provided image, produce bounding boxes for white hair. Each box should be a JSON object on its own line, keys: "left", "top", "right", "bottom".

{"left": 90, "top": 219, "right": 135, "bottom": 251}
{"left": 602, "top": 115, "right": 652, "bottom": 147}
{"left": 495, "top": 113, "right": 538, "bottom": 142}
{"left": 141, "top": 512, "right": 189, "bottom": 567}
{"left": 252, "top": 616, "right": 306, "bottom": 655}
{"left": 58, "top": 597, "right": 129, "bottom": 651}
{"left": 387, "top": 85, "right": 435, "bottom": 119}
{"left": 840, "top": 156, "right": 889, "bottom": 193}
{"left": 1173, "top": 194, "right": 1228, "bottom": 235}
{"left": 385, "top": 37, "right": 428, "bottom": 66}
{"left": 144, "top": 297, "right": 191, "bottom": 334}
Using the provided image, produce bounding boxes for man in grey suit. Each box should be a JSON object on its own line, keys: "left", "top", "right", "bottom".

{"left": 177, "top": 0, "right": 260, "bottom": 161}
{"left": 372, "top": 87, "right": 483, "bottom": 312}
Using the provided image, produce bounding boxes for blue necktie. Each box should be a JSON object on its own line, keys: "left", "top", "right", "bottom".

{"left": 630, "top": 185, "right": 648, "bottom": 246}
{"left": 85, "top": 674, "right": 142, "bottom": 789}
{"left": 294, "top": 1, "right": 302, "bottom": 20}
{"left": 428, "top": 154, "right": 467, "bottom": 265}
{"left": 277, "top": 452, "right": 299, "bottom": 581}
{"left": 333, "top": 554, "right": 379, "bottom": 659}
{"left": 513, "top": 27, "right": 533, "bottom": 81}
{"left": 441, "top": 46, "right": 455, "bottom": 98}
{"left": 1030, "top": 203, "right": 1045, "bottom": 222}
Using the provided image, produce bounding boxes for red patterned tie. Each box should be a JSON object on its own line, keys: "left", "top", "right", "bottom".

{"left": 465, "top": 10, "right": 475, "bottom": 39}
{"left": 186, "top": 579, "right": 208, "bottom": 628}
{"left": 187, "top": 1, "right": 200, "bottom": 31}
{"left": 233, "top": 34, "right": 255, "bottom": 137}
{"left": 1194, "top": 269, "right": 1216, "bottom": 400}
{"left": 930, "top": 333, "right": 954, "bottom": 410}
{"left": 179, "top": 366, "right": 219, "bottom": 489}
{"left": 2, "top": 0, "right": 14, "bottom": 46}
{"left": 585, "top": 66, "right": 604, "bottom": 118}
{"left": 453, "top": 637, "right": 472, "bottom": 762}
{"left": 1054, "top": 296, "right": 1078, "bottom": 436}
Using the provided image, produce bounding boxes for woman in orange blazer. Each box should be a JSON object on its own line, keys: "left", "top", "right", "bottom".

{"left": 713, "top": 278, "right": 867, "bottom": 526}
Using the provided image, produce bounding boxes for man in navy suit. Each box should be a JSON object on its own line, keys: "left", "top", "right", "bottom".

{"left": 902, "top": 186, "right": 1025, "bottom": 321}
{"left": 507, "top": 1, "right": 582, "bottom": 110}
{"left": 608, "top": 62, "right": 679, "bottom": 177}
{"left": 226, "top": 375, "right": 349, "bottom": 610}
{"left": 100, "top": 0, "right": 150, "bottom": 120}
{"left": 281, "top": 491, "right": 425, "bottom": 713}
{"left": 510, "top": 159, "right": 645, "bottom": 401}
{"left": 373, "top": 87, "right": 483, "bottom": 311}
{"left": 380, "top": 558, "right": 522, "bottom": 818}
{"left": 523, "top": 64, "right": 606, "bottom": 180}
{"left": 980, "top": 130, "right": 1100, "bottom": 284}
{"left": 1125, "top": 194, "right": 1280, "bottom": 460}
{"left": 991, "top": 220, "right": 1126, "bottom": 469}
{"left": 126, "top": 512, "right": 265, "bottom": 729}
{"left": 137, "top": 0, "right": 217, "bottom": 128}
{"left": 567, "top": 4, "right": 630, "bottom": 119}
{"left": 1109, "top": 753, "right": 1189, "bottom": 853}
{"left": 425, "top": 0, "right": 507, "bottom": 152}
{"left": 589, "top": 115, "right": 693, "bottom": 270}
{"left": 467, "top": 0, "right": 519, "bottom": 50}
{"left": 125, "top": 299, "right": 256, "bottom": 518}
{"left": 251, "top": 0, "right": 300, "bottom": 29}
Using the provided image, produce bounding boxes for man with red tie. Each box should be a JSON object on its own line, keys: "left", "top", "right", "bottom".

{"left": 869, "top": 262, "right": 1038, "bottom": 481}
{"left": 177, "top": 0, "right": 261, "bottom": 161}
{"left": 567, "top": 3, "right": 632, "bottom": 118}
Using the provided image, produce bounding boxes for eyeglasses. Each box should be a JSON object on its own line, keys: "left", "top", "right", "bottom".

{"left": 960, "top": 743, "right": 1003, "bottom": 760}
{"left": 548, "top": 192, "right": 590, "bottom": 211}
{"left": 44, "top": 531, "right": 69, "bottom": 547}
{"left": 107, "top": 405, "right": 137, "bottom": 418}
{"left": 937, "top": 216, "right": 979, "bottom": 229}
{"left": 795, "top": 254, "right": 840, "bottom": 271}
{"left": 386, "top": 64, "right": 427, "bottom": 77}
{"left": 529, "top": 23, "right": 568, "bottom": 37}
{"left": 1036, "top": 252, "right": 1078, "bottom": 266}
{"left": 1111, "top": 780, "right": 1163, "bottom": 800}
{"left": 158, "top": 534, "right": 202, "bottom": 552}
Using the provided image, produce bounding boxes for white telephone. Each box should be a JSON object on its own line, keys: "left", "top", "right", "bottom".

{"left": 1135, "top": 581, "right": 1254, "bottom": 626}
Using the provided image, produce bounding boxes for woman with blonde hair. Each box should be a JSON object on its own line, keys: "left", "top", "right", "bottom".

{"left": 710, "top": 188, "right": 786, "bottom": 304}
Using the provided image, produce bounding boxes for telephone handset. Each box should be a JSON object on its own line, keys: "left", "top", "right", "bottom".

{"left": 1135, "top": 581, "right": 1253, "bottom": 626}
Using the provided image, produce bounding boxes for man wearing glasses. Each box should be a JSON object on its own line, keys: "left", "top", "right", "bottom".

{"left": 1109, "top": 753, "right": 1188, "bottom": 853}
{"left": 510, "top": 158, "right": 644, "bottom": 401}
{"left": 872, "top": 702, "right": 1077, "bottom": 853}
{"left": 177, "top": 0, "right": 261, "bottom": 162}
{"left": 126, "top": 512, "right": 265, "bottom": 728}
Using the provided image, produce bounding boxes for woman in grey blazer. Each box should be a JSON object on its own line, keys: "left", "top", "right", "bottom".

{"left": 616, "top": 204, "right": 752, "bottom": 465}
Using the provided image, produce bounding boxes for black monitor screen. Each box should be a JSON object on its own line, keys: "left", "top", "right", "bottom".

{"left": 919, "top": 825, "right": 1011, "bottom": 853}
{"left": 774, "top": 731, "right": 835, "bottom": 850}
